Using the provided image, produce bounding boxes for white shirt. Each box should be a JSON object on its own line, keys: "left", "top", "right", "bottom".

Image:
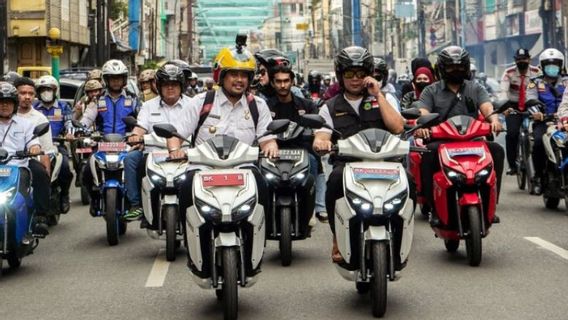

{"left": 382, "top": 83, "right": 400, "bottom": 111}
{"left": 137, "top": 95, "right": 195, "bottom": 152}
{"left": 17, "top": 108, "right": 57, "bottom": 154}
{"left": 0, "top": 116, "right": 40, "bottom": 166}
{"left": 188, "top": 90, "right": 274, "bottom": 146}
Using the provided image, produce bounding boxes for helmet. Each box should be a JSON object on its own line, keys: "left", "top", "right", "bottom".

{"left": 0, "top": 82, "right": 19, "bottom": 114}
{"left": 88, "top": 69, "right": 103, "bottom": 81}
{"left": 102, "top": 59, "right": 128, "bottom": 77}
{"left": 308, "top": 70, "right": 322, "bottom": 83}
{"left": 205, "top": 78, "right": 215, "bottom": 86}
{"left": 155, "top": 63, "right": 186, "bottom": 94}
{"left": 212, "top": 46, "right": 256, "bottom": 84}
{"left": 539, "top": 48, "right": 564, "bottom": 69}
{"left": 166, "top": 59, "right": 192, "bottom": 81}
{"left": 478, "top": 72, "right": 487, "bottom": 82}
{"left": 373, "top": 57, "right": 389, "bottom": 82}
{"left": 323, "top": 75, "right": 331, "bottom": 81}
{"left": 470, "top": 63, "right": 477, "bottom": 72}
{"left": 189, "top": 72, "right": 198, "bottom": 81}
{"left": 2, "top": 71, "right": 20, "bottom": 84}
{"left": 85, "top": 79, "right": 104, "bottom": 92}
{"left": 334, "top": 46, "right": 374, "bottom": 83}
{"left": 35, "top": 75, "right": 59, "bottom": 91}
{"left": 437, "top": 46, "right": 470, "bottom": 80}
{"left": 138, "top": 69, "right": 156, "bottom": 83}
{"left": 296, "top": 72, "right": 304, "bottom": 84}
{"left": 254, "top": 49, "right": 290, "bottom": 70}
{"left": 514, "top": 48, "right": 531, "bottom": 60}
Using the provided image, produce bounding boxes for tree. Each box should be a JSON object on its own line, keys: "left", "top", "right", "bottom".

{"left": 110, "top": 1, "right": 128, "bottom": 20}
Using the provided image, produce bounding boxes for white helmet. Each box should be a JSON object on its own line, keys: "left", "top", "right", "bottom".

{"left": 470, "top": 63, "right": 477, "bottom": 72}
{"left": 102, "top": 59, "right": 129, "bottom": 77}
{"left": 539, "top": 48, "right": 565, "bottom": 68}
{"left": 189, "top": 72, "right": 198, "bottom": 80}
{"left": 35, "top": 75, "right": 59, "bottom": 91}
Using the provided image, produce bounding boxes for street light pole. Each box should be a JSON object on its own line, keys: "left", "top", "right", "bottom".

{"left": 47, "top": 28, "right": 63, "bottom": 81}
{"left": 0, "top": 0, "right": 7, "bottom": 75}
{"left": 279, "top": 0, "right": 284, "bottom": 52}
{"left": 417, "top": 0, "right": 426, "bottom": 57}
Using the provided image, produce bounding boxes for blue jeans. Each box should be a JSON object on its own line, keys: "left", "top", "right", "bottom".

{"left": 308, "top": 154, "right": 326, "bottom": 213}
{"left": 124, "top": 150, "right": 144, "bottom": 207}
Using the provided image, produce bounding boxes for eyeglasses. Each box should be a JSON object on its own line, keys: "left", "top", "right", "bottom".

{"left": 258, "top": 69, "right": 267, "bottom": 76}
{"left": 343, "top": 70, "right": 368, "bottom": 79}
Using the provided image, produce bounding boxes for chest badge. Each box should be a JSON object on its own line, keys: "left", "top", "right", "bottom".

{"left": 363, "top": 102, "right": 372, "bottom": 111}
{"left": 209, "top": 126, "right": 217, "bottom": 134}
{"left": 244, "top": 110, "right": 251, "bottom": 120}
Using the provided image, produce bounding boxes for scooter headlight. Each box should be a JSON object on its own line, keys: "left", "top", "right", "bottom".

{"left": 173, "top": 172, "right": 187, "bottom": 188}
{"left": 231, "top": 196, "right": 256, "bottom": 221}
{"left": 383, "top": 190, "right": 408, "bottom": 215}
{"left": 0, "top": 187, "right": 16, "bottom": 205}
{"left": 475, "top": 165, "right": 492, "bottom": 184}
{"left": 346, "top": 191, "right": 374, "bottom": 217}
{"left": 443, "top": 167, "right": 466, "bottom": 185}
{"left": 147, "top": 168, "right": 167, "bottom": 188}
{"left": 195, "top": 198, "right": 222, "bottom": 222}
{"left": 105, "top": 154, "right": 122, "bottom": 169}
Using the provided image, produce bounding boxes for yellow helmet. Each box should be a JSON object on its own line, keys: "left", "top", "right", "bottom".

{"left": 213, "top": 47, "right": 256, "bottom": 84}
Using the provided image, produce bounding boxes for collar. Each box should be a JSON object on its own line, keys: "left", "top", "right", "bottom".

{"left": 160, "top": 96, "right": 184, "bottom": 108}
{"left": 217, "top": 89, "right": 247, "bottom": 108}
{"left": 36, "top": 100, "right": 57, "bottom": 110}
{"left": 440, "top": 80, "right": 465, "bottom": 93}
{"left": 104, "top": 90, "right": 126, "bottom": 100}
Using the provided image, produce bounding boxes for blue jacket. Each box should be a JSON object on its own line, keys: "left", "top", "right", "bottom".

{"left": 95, "top": 92, "right": 138, "bottom": 135}
{"left": 33, "top": 100, "right": 73, "bottom": 137}
{"left": 526, "top": 76, "right": 568, "bottom": 114}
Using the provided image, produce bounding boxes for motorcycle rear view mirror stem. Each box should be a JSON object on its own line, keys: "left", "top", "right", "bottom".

{"left": 24, "top": 122, "right": 50, "bottom": 149}
{"left": 404, "top": 113, "right": 440, "bottom": 138}
{"left": 152, "top": 124, "right": 191, "bottom": 144}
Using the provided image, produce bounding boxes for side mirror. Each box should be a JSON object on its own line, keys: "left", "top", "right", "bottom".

{"left": 401, "top": 108, "right": 421, "bottom": 120}
{"left": 33, "top": 122, "right": 50, "bottom": 137}
{"left": 492, "top": 100, "right": 511, "bottom": 114}
{"left": 122, "top": 116, "right": 138, "bottom": 127}
{"left": 71, "top": 119, "right": 83, "bottom": 128}
{"left": 417, "top": 113, "right": 440, "bottom": 127}
{"left": 525, "top": 99, "right": 544, "bottom": 109}
{"left": 0, "top": 148, "right": 8, "bottom": 160}
{"left": 299, "top": 114, "right": 325, "bottom": 129}
{"left": 152, "top": 123, "right": 177, "bottom": 139}
{"left": 266, "top": 119, "right": 290, "bottom": 135}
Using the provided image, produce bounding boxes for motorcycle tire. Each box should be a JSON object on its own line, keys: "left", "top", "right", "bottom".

{"left": 516, "top": 143, "right": 526, "bottom": 190}
{"left": 119, "top": 220, "right": 127, "bottom": 235}
{"left": 105, "top": 189, "right": 119, "bottom": 246}
{"left": 165, "top": 206, "right": 177, "bottom": 262}
{"left": 81, "top": 185, "right": 90, "bottom": 205}
{"left": 279, "top": 207, "right": 292, "bottom": 267}
{"left": 370, "top": 241, "right": 388, "bottom": 318}
{"left": 465, "top": 206, "right": 482, "bottom": 267}
{"left": 46, "top": 213, "right": 60, "bottom": 226}
{"left": 6, "top": 251, "right": 21, "bottom": 269}
{"left": 222, "top": 247, "right": 239, "bottom": 320}
{"left": 444, "top": 239, "right": 460, "bottom": 253}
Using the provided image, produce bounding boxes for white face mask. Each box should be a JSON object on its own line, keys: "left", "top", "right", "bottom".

{"left": 40, "top": 90, "right": 54, "bottom": 102}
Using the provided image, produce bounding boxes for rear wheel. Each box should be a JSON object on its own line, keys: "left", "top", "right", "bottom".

{"left": 222, "top": 247, "right": 239, "bottom": 320}
{"left": 465, "top": 206, "right": 482, "bottom": 266}
{"left": 105, "top": 189, "right": 119, "bottom": 246}
{"left": 370, "top": 241, "right": 388, "bottom": 318}
{"left": 516, "top": 141, "right": 526, "bottom": 190}
{"left": 444, "top": 239, "right": 460, "bottom": 253}
{"left": 279, "top": 207, "right": 292, "bottom": 266}
{"left": 81, "top": 185, "right": 90, "bottom": 205}
{"left": 6, "top": 251, "right": 21, "bottom": 269}
{"left": 165, "top": 206, "right": 178, "bottom": 262}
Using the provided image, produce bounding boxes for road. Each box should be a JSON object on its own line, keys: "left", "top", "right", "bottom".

{"left": 1, "top": 174, "right": 567, "bottom": 320}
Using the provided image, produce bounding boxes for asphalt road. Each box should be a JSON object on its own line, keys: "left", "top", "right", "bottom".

{"left": 1, "top": 173, "right": 567, "bottom": 320}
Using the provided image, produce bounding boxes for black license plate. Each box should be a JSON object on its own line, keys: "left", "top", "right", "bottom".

{"left": 279, "top": 149, "right": 303, "bottom": 161}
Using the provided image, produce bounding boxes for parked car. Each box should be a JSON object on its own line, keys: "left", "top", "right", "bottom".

{"left": 59, "top": 78, "right": 83, "bottom": 107}
{"left": 60, "top": 68, "right": 95, "bottom": 81}
{"left": 17, "top": 66, "right": 52, "bottom": 80}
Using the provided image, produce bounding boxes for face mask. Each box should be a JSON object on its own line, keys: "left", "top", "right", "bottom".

{"left": 544, "top": 65, "right": 560, "bottom": 78}
{"left": 445, "top": 71, "right": 466, "bottom": 85}
{"left": 415, "top": 82, "right": 429, "bottom": 91}
{"left": 40, "top": 90, "right": 54, "bottom": 102}
{"left": 516, "top": 62, "right": 529, "bottom": 71}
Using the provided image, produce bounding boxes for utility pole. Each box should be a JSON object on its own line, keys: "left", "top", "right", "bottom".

{"left": 278, "top": 0, "right": 284, "bottom": 52}
{"left": 187, "top": 0, "right": 193, "bottom": 63}
{"left": 417, "top": 0, "right": 426, "bottom": 57}
{"left": 460, "top": 0, "right": 466, "bottom": 47}
{"left": 0, "top": 0, "right": 7, "bottom": 75}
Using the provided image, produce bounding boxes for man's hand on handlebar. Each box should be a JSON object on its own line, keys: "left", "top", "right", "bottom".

{"left": 28, "top": 145, "right": 42, "bottom": 156}
{"left": 414, "top": 128, "right": 431, "bottom": 139}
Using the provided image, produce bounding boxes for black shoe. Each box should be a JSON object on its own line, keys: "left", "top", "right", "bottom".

{"left": 492, "top": 215, "right": 501, "bottom": 224}
{"left": 32, "top": 216, "right": 49, "bottom": 238}
{"left": 89, "top": 203, "right": 98, "bottom": 217}
{"left": 60, "top": 194, "right": 70, "bottom": 214}
{"left": 532, "top": 179, "right": 542, "bottom": 195}
{"left": 140, "top": 217, "right": 150, "bottom": 229}
{"left": 506, "top": 168, "right": 517, "bottom": 175}
{"left": 315, "top": 212, "right": 328, "bottom": 223}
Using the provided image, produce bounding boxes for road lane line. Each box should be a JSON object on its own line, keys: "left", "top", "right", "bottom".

{"left": 145, "top": 249, "right": 170, "bottom": 287}
{"left": 524, "top": 237, "right": 568, "bottom": 261}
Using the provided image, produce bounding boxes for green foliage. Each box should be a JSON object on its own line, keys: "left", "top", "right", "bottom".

{"left": 110, "top": 1, "right": 128, "bottom": 20}
{"left": 143, "top": 60, "right": 159, "bottom": 70}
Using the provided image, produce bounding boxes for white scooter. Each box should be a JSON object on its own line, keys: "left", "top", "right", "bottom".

{"left": 153, "top": 120, "right": 289, "bottom": 320}
{"left": 308, "top": 113, "right": 437, "bottom": 318}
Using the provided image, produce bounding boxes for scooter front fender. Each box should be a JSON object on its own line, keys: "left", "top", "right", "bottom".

{"left": 214, "top": 232, "right": 240, "bottom": 247}
{"left": 458, "top": 192, "right": 481, "bottom": 206}
{"left": 364, "top": 225, "right": 389, "bottom": 241}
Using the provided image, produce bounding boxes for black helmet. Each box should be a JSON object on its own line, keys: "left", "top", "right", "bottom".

{"left": 373, "top": 57, "right": 389, "bottom": 83}
{"left": 155, "top": 64, "right": 186, "bottom": 97}
{"left": 437, "top": 46, "right": 471, "bottom": 80}
{"left": 2, "top": 71, "right": 20, "bottom": 84}
{"left": 0, "top": 82, "right": 19, "bottom": 114}
{"left": 308, "top": 70, "right": 322, "bottom": 83}
{"left": 254, "top": 49, "right": 290, "bottom": 70}
{"left": 334, "top": 46, "right": 374, "bottom": 85}
{"left": 166, "top": 59, "right": 192, "bottom": 82}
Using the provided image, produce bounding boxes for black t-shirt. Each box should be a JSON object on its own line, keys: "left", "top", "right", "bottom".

{"left": 272, "top": 100, "right": 300, "bottom": 122}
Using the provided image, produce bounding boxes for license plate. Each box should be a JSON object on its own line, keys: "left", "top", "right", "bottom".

{"left": 447, "top": 147, "right": 485, "bottom": 158}
{"left": 75, "top": 147, "right": 93, "bottom": 154}
{"left": 202, "top": 173, "right": 245, "bottom": 187}
{"left": 98, "top": 142, "right": 127, "bottom": 153}
{"left": 278, "top": 149, "right": 303, "bottom": 161}
{"left": 353, "top": 168, "right": 399, "bottom": 181}
{"left": 0, "top": 168, "right": 11, "bottom": 177}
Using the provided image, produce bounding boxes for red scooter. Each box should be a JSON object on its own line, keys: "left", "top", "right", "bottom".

{"left": 409, "top": 113, "right": 501, "bottom": 266}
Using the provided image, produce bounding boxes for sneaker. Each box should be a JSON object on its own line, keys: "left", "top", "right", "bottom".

{"left": 315, "top": 211, "right": 328, "bottom": 223}
{"left": 309, "top": 216, "right": 317, "bottom": 227}
{"left": 60, "top": 194, "right": 70, "bottom": 214}
{"left": 32, "top": 216, "right": 49, "bottom": 238}
{"left": 123, "top": 206, "right": 144, "bottom": 221}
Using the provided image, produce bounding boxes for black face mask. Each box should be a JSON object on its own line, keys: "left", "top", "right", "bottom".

{"left": 516, "top": 62, "right": 529, "bottom": 71}
{"left": 445, "top": 71, "right": 466, "bottom": 85}
{"left": 415, "top": 82, "right": 429, "bottom": 91}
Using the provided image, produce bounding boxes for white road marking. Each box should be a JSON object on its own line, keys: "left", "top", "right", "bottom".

{"left": 145, "top": 249, "right": 171, "bottom": 287}
{"left": 524, "top": 237, "right": 568, "bottom": 261}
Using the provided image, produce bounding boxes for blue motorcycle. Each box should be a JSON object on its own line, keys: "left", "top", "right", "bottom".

{"left": 0, "top": 123, "right": 50, "bottom": 275}
{"left": 89, "top": 133, "right": 129, "bottom": 246}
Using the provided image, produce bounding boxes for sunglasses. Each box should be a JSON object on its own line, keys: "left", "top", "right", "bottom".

{"left": 343, "top": 70, "right": 368, "bottom": 79}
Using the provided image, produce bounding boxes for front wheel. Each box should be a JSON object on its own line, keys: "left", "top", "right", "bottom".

{"left": 165, "top": 206, "right": 178, "bottom": 262}
{"left": 105, "top": 189, "right": 119, "bottom": 246}
{"left": 222, "top": 247, "right": 239, "bottom": 320}
{"left": 370, "top": 241, "right": 388, "bottom": 318}
{"left": 516, "top": 142, "right": 526, "bottom": 190}
{"left": 279, "top": 207, "right": 292, "bottom": 266}
{"left": 81, "top": 185, "right": 90, "bottom": 205}
{"left": 6, "top": 251, "right": 21, "bottom": 269}
{"left": 465, "top": 206, "right": 482, "bottom": 266}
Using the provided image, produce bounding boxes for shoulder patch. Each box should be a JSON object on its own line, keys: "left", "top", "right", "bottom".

{"left": 528, "top": 82, "right": 536, "bottom": 89}
{"left": 124, "top": 98, "right": 133, "bottom": 107}
{"left": 537, "top": 82, "right": 546, "bottom": 90}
